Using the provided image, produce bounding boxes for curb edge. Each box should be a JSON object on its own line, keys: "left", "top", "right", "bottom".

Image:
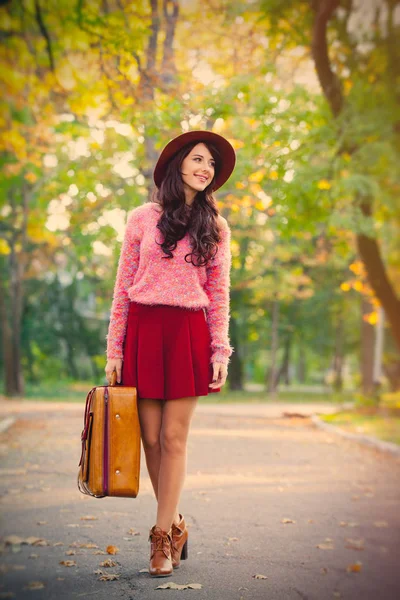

{"left": 0, "top": 417, "right": 16, "bottom": 434}
{"left": 311, "top": 414, "right": 400, "bottom": 457}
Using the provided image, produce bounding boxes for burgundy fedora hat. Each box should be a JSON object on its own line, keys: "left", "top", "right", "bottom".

{"left": 153, "top": 130, "right": 236, "bottom": 191}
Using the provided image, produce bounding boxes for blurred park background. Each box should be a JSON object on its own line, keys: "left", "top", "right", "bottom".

{"left": 1, "top": 0, "right": 399, "bottom": 441}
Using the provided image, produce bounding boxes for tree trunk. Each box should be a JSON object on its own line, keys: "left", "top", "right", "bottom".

{"left": 311, "top": 1, "right": 400, "bottom": 354}
{"left": 267, "top": 296, "right": 279, "bottom": 396}
{"left": 332, "top": 312, "right": 344, "bottom": 392}
{"left": 1, "top": 184, "right": 29, "bottom": 397}
{"left": 360, "top": 297, "right": 375, "bottom": 396}
{"left": 356, "top": 198, "right": 400, "bottom": 351}
{"left": 277, "top": 334, "right": 291, "bottom": 386}
{"left": 0, "top": 264, "right": 16, "bottom": 395}
{"left": 296, "top": 340, "right": 306, "bottom": 383}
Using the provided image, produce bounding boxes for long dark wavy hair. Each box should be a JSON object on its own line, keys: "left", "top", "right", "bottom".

{"left": 149, "top": 140, "right": 224, "bottom": 267}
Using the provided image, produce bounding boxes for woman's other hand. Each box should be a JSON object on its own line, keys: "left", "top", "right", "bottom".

{"left": 105, "top": 359, "right": 123, "bottom": 384}
{"left": 209, "top": 362, "right": 227, "bottom": 389}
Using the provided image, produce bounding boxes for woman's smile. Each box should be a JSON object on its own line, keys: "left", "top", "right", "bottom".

{"left": 194, "top": 174, "right": 208, "bottom": 183}
{"left": 180, "top": 143, "right": 216, "bottom": 196}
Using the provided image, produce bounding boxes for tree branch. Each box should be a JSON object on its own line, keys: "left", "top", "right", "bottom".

{"left": 160, "top": 0, "right": 179, "bottom": 87}
{"left": 311, "top": 0, "right": 343, "bottom": 116}
{"left": 34, "top": 0, "right": 55, "bottom": 72}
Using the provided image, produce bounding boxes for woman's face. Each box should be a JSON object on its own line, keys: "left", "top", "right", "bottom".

{"left": 180, "top": 143, "right": 216, "bottom": 194}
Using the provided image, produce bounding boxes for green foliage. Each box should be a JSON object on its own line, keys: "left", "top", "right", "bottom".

{"left": 1, "top": 0, "right": 399, "bottom": 394}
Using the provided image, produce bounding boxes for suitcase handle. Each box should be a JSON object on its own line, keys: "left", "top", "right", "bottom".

{"left": 110, "top": 369, "right": 118, "bottom": 386}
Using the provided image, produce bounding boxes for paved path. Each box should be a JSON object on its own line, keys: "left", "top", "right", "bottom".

{"left": 0, "top": 399, "right": 350, "bottom": 418}
{"left": 0, "top": 402, "right": 399, "bottom": 599}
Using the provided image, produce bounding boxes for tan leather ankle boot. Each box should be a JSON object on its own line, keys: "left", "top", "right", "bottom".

{"left": 171, "top": 514, "right": 188, "bottom": 568}
{"left": 148, "top": 525, "right": 173, "bottom": 577}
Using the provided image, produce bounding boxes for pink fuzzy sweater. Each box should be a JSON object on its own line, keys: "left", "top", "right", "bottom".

{"left": 105, "top": 202, "right": 234, "bottom": 366}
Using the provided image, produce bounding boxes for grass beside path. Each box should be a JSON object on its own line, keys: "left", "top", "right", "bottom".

{"left": 320, "top": 408, "right": 400, "bottom": 446}
{"left": 0, "top": 379, "right": 354, "bottom": 405}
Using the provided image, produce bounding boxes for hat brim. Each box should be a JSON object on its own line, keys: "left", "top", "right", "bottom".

{"left": 153, "top": 130, "right": 236, "bottom": 191}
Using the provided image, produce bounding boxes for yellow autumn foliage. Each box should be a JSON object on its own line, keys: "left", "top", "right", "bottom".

{"left": 0, "top": 239, "right": 11, "bottom": 255}
{"left": 363, "top": 311, "right": 378, "bottom": 325}
{"left": 317, "top": 179, "right": 331, "bottom": 190}
{"left": 248, "top": 170, "right": 265, "bottom": 183}
{"left": 353, "top": 281, "right": 364, "bottom": 292}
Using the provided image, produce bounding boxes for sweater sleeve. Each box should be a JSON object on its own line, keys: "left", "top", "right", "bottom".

{"left": 105, "top": 209, "right": 142, "bottom": 360}
{"left": 203, "top": 218, "right": 234, "bottom": 366}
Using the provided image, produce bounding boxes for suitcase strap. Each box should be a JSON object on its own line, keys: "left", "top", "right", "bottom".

{"left": 78, "top": 386, "right": 97, "bottom": 467}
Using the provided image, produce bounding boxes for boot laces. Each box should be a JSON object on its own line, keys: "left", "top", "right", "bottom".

{"left": 150, "top": 529, "right": 171, "bottom": 558}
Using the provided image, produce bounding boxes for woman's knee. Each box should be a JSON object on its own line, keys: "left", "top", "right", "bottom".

{"left": 160, "top": 427, "right": 187, "bottom": 456}
{"left": 141, "top": 434, "right": 161, "bottom": 452}
{"left": 138, "top": 398, "right": 163, "bottom": 452}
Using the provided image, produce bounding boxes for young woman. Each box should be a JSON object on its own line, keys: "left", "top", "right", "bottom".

{"left": 104, "top": 130, "right": 236, "bottom": 577}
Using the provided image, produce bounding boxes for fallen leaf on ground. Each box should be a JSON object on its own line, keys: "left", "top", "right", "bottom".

{"left": 340, "top": 521, "right": 358, "bottom": 528}
{"left": 3, "top": 536, "right": 24, "bottom": 546}
{"left": 59, "top": 560, "right": 77, "bottom": 567}
{"left": 0, "top": 564, "right": 26, "bottom": 574}
{"left": 127, "top": 528, "right": 140, "bottom": 536}
{"left": 253, "top": 574, "right": 268, "bottom": 579}
{"left": 345, "top": 538, "right": 364, "bottom": 551}
{"left": 23, "top": 581, "right": 45, "bottom": 590}
{"left": 36, "top": 521, "right": 47, "bottom": 526}
{"left": 95, "top": 569, "right": 120, "bottom": 581}
{"left": 228, "top": 537, "right": 239, "bottom": 542}
{"left": 53, "top": 542, "right": 64, "bottom": 546}
{"left": 80, "top": 515, "right": 98, "bottom": 520}
{"left": 281, "top": 518, "right": 296, "bottom": 524}
{"left": 93, "top": 550, "right": 107, "bottom": 555}
{"left": 31, "top": 539, "right": 48, "bottom": 546}
{"left": 69, "top": 542, "right": 98, "bottom": 549}
{"left": 29, "top": 554, "right": 38, "bottom": 559}
{"left": 100, "top": 559, "right": 117, "bottom": 567}
{"left": 346, "top": 561, "right": 362, "bottom": 573}
{"left": 3, "top": 535, "right": 48, "bottom": 547}
{"left": 317, "top": 539, "right": 334, "bottom": 550}
{"left": 106, "top": 545, "right": 119, "bottom": 555}
{"left": 374, "top": 521, "right": 388, "bottom": 528}
{"left": 139, "top": 568, "right": 149, "bottom": 573}
{"left": 65, "top": 550, "right": 76, "bottom": 556}
{"left": 156, "top": 582, "right": 202, "bottom": 590}
{"left": 67, "top": 524, "right": 80, "bottom": 528}
{"left": 0, "top": 592, "right": 15, "bottom": 598}
{"left": 0, "top": 468, "right": 27, "bottom": 476}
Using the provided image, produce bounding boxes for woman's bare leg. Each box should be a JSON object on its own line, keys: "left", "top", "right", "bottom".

{"left": 137, "top": 398, "right": 163, "bottom": 499}
{"left": 138, "top": 398, "right": 181, "bottom": 526}
{"left": 156, "top": 396, "right": 198, "bottom": 532}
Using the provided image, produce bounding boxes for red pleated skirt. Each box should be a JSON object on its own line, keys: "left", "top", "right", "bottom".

{"left": 121, "top": 301, "right": 221, "bottom": 400}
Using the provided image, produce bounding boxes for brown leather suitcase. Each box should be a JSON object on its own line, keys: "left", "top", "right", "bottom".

{"left": 77, "top": 371, "right": 141, "bottom": 498}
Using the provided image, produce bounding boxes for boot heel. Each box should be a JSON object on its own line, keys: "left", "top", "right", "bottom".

{"left": 181, "top": 539, "right": 188, "bottom": 560}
